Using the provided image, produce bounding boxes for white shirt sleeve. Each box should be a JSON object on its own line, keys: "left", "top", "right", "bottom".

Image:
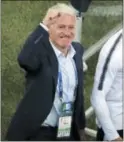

{"left": 39, "top": 23, "right": 48, "bottom": 31}
{"left": 91, "top": 40, "right": 120, "bottom": 140}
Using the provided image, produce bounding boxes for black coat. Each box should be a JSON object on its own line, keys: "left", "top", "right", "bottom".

{"left": 6, "top": 25, "right": 86, "bottom": 141}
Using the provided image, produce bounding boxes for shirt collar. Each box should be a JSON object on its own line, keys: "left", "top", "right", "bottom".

{"left": 49, "top": 40, "right": 76, "bottom": 58}
{"left": 68, "top": 44, "right": 76, "bottom": 58}
{"left": 49, "top": 40, "right": 62, "bottom": 58}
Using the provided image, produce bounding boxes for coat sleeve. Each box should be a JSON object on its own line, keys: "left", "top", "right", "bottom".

{"left": 17, "top": 25, "right": 48, "bottom": 72}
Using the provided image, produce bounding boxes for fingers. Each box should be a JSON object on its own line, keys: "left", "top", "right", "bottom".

{"left": 112, "top": 137, "right": 123, "bottom": 141}
{"left": 43, "top": 12, "right": 61, "bottom": 28}
{"left": 48, "top": 13, "right": 61, "bottom": 26}
{"left": 49, "top": 12, "right": 61, "bottom": 20}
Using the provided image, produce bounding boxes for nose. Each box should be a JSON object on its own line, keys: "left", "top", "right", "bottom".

{"left": 64, "top": 28, "right": 72, "bottom": 37}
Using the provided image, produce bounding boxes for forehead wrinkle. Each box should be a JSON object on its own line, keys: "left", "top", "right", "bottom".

{"left": 56, "top": 15, "right": 76, "bottom": 25}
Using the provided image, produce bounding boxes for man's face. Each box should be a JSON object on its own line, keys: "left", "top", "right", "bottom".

{"left": 49, "top": 13, "right": 76, "bottom": 49}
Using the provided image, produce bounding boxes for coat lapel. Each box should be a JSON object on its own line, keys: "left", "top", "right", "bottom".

{"left": 73, "top": 46, "right": 80, "bottom": 84}
{"left": 42, "top": 38, "right": 58, "bottom": 88}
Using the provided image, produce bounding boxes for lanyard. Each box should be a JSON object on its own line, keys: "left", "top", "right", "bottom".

{"left": 58, "top": 60, "right": 78, "bottom": 102}
{"left": 58, "top": 71, "right": 63, "bottom": 101}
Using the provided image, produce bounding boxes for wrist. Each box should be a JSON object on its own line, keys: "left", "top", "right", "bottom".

{"left": 40, "top": 22, "right": 49, "bottom": 31}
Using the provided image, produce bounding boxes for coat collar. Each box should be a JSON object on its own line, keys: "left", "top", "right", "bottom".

{"left": 42, "top": 38, "right": 58, "bottom": 87}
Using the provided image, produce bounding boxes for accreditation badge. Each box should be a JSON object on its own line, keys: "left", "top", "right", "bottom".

{"left": 57, "top": 102, "right": 73, "bottom": 138}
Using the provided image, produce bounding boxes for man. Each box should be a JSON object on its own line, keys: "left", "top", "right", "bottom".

{"left": 91, "top": 29, "right": 123, "bottom": 141}
{"left": 6, "top": 3, "right": 86, "bottom": 141}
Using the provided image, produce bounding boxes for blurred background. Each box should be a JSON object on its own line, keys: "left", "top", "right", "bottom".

{"left": 1, "top": 0, "right": 122, "bottom": 140}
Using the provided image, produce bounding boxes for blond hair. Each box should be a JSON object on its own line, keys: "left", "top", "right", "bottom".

{"left": 46, "top": 3, "right": 76, "bottom": 18}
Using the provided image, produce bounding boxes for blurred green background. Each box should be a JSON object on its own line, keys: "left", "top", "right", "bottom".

{"left": 1, "top": 0, "right": 122, "bottom": 140}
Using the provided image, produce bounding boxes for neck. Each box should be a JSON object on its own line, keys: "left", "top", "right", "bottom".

{"left": 50, "top": 39, "right": 69, "bottom": 56}
{"left": 58, "top": 47, "right": 68, "bottom": 56}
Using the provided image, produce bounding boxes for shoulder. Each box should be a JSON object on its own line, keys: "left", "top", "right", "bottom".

{"left": 100, "top": 29, "right": 122, "bottom": 57}
{"left": 72, "top": 41, "right": 84, "bottom": 55}
{"left": 24, "top": 25, "right": 48, "bottom": 46}
{"left": 98, "top": 30, "right": 122, "bottom": 69}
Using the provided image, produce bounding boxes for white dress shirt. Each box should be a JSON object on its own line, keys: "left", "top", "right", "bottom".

{"left": 91, "top": 29, "right": 123, "bottom": 140}
{"left": 42, "top": 40, "right": 77, "bottom": 127}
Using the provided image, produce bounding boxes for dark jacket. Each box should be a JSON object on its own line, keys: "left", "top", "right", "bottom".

{"left": 6, "top": 25, "right": 86, "bottom": 141}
